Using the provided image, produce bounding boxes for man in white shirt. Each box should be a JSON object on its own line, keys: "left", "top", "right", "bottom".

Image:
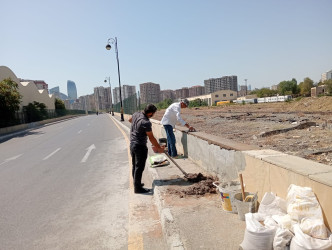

{"left": 160, "top": 99, "right": 195, "bottom": 158}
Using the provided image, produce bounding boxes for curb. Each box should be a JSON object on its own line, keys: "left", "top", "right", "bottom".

{"left": 109, "top": 115, "right": 185, "bottom": 249}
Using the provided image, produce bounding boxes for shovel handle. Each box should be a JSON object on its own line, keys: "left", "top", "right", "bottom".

{"left": 239, "top": 173, "right": 246, "bottom": 201}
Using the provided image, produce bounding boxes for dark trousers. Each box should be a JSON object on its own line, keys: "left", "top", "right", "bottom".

{"left": 130, "top": 143, "right": 148, "bottom": 190}
{"left": 164, "top": 125, "right": 177, "bottom": 157}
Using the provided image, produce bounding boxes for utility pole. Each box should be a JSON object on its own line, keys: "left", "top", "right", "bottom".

{"left": 244, "top": 79, "right": 248, "bottom": 96}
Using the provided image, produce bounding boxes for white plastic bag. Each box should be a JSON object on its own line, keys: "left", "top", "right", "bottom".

{"left": 258, "top": 192, "right": 287, "bottom": 217}
{"left": 149, "top": 154, "right": 167, "bottom": 164}
{"left": 290, "top": 224, "right": 332, "bottom": 250}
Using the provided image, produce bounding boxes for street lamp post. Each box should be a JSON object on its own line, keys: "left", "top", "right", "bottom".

{"left": 106, "top": 37, "right": 124, "bottom": 121}
{"left": 104, "top": 77, "right": 114, "bottom": 116}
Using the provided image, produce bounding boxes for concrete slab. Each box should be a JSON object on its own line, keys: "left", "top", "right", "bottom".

{"left": 309, "top": 171, "right": 332, "bottom": 187}
{"left": 244, "top": 149, "right": 332, "bottom": 176}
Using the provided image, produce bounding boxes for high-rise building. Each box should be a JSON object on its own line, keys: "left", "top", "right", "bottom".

{"left": 112, "top": 85, "right": 136, "bottom": 104}
{"left": 49, "top": 86, "right": 68, "bottom": 100}
{"left": 160, "top": 89, "right": 175, "bottom": 101}
{"left": 122, "top": 85, "right": 136, "bottom": 99}
{"left": 189, "top": 85, "right": 205, "bottom": 97}
{"left": 67, "top": 80, "right": 77, "bottom": 101}
{"left": 321, "top": 70, "right": 332, "bottom": 82}
{"left": 175, "top": 87, "right": 189, "bottom": 99}
{"left": 94, "top": 86, "right": 111, "bottom": 111}
{"left": 113, "top": 87, "right": 121, "bottom": 104}
{"left": 140, "top": 82, "right": 160, "bottom": 104}
{"left": 204, "top": 75, "right": 238, "bottom": 94}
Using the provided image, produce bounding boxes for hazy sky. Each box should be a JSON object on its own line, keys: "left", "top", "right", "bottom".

{"left": 1, "top": 0, "right": 331, "bottom": 97}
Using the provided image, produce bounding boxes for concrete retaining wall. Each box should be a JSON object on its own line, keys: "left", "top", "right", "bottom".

{"left": 120, "top": 112, "right": 332, "bottom": 230}
{"left": 0, "top": 115, "right": 81, "bottom": 136}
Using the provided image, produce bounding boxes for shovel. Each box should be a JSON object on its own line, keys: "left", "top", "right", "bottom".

{"left": 164, "top": 151, "right": 189, "bottom": 177}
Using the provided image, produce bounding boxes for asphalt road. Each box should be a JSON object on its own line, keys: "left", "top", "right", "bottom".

{"left": 0, "top": 114, "right": 166, "bottom": 250}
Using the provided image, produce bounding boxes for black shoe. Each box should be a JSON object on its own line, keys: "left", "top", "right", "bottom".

{"left": 134, "top": 187, "right": 150, "bottom": 194}
{"left": 140, "top": 183, "right": 144, "bottom": 187}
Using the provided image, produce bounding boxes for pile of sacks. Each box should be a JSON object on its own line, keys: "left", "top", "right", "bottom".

{"left": 240, "top": 184, "right": 332, "bottom": 250}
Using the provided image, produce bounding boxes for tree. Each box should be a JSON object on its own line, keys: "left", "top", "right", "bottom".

{"left": 156, "top": 98, "right": 173, "bottom": 110}
{"left": 0, "top": 78, "right": 22, "bottom": 127}
{"left": 188, "top": 98, "right": 208, "bottom": 107}
{"left": 55, "top": 98, "right": 66, "bottom": 116}
{"left": 298, "top": 77, "right": 314, "bottom": 96}
{"left": 278, "top": 79, "right": 299, "bottom": 95}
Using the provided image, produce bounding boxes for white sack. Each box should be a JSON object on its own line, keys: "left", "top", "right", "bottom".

{"left": 286, "top": 184, "right": 327, "bottom": 239}
{"left": 290, "top": 224, "right": 332, "bottom": 250}
{"left": 258, "top": 192, "right": 287, "bottom": 217}
{"left": 273, "top": 227, "right": 293, "bottom": 250}
{"left": 240, "top": 213, "right": 276, "bottom": 250}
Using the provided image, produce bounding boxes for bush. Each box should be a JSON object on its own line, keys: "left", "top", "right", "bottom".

{"left": 23, "top": 101, "right": 48, "bottom": 122}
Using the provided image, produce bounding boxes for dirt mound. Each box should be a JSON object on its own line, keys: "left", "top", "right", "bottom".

{"left": 168, "top": 173, "right": 218, "bottom": 198}
{"left": 287, "top": 96, "right": 332, "bottom": 112}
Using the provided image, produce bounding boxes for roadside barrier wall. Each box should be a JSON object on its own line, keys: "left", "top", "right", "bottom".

{"left": 0, "top": 115, "right": 81, "bottom": 136}
{"left": 120, "top": 113, "right": 332, "bottom": 230}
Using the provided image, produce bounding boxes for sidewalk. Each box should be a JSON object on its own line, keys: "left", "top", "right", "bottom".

{"left": 112, "top": 115, "right": 246, "bottom": 250}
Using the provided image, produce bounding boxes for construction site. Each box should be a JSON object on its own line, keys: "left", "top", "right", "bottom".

{"left": 153, "top": 96, "right": 332, "bottom": 167}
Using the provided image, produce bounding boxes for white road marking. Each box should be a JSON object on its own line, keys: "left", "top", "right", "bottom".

{"left": 0, "top": 154, "right": 23, "bottom": 166}
{"left": 81, "top": 144, "right": 96, "bottom": 163}
{"left": 43, "top": 148, "right": 61, "bottom": 160}
{"left": 78, "top": 130, "right": 82, "bottom": 134}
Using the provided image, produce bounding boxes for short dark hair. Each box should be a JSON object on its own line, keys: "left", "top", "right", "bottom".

{"left": 144, "top": 104, "right": 157, "bottom": 114}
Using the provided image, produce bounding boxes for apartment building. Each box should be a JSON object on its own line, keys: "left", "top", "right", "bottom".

{"left": 189, "top": 85, "right": 205, "bottom": 97}
{"left": 140, "top": 82, "right": 160, "bottom": 104}
{"left": 94, "top": 86, "right": 111, "bottom": 111}
{"left": 175, "top": 87, "right": 189, "bottom": 99}
{"left": 122, "top": 85, "right": 136, "bottom": 99}
{"left": 160, "top": 89, "right": 175, "bottom": 101}
{"left": 204, "top": 75, "right": 238, "bottom": 94}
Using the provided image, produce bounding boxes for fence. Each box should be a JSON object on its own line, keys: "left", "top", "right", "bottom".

{"left": 113, "top": 94, "right": 138, "bottom": 115}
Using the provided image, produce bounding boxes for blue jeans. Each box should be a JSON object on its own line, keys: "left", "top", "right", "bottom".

{"left": 164, "top": 125, "right": 177, "bottom": 157}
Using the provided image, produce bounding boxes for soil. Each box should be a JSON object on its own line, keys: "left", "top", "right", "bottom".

{"left": 153, "top": 96, "right": 332, "bottom": 166}
{"left": 167, "top": 173, "right": 218, "bottom": 198}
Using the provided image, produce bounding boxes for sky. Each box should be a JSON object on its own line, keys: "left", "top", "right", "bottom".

{"left": 1, "top": 0, "right": 331, "bottom": 97}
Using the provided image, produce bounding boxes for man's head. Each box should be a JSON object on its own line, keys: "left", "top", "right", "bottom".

{"left": 143, "top": 104, "right": 157, "bottom": 118}
{"left": 180, "top": 99, "right": 189, "bottom": 108}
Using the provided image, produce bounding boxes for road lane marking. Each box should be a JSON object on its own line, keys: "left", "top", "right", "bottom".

{"left": 43, "top": 148, "right": 61, "bottom": 160}
{"left": 78, "top": 130, "right": 82, "bottom": 134}
{"left": 109, "top": 115, "right": 144, "bottom": 250}
{"left": 0, "top": 154, "right": 23, "bottom": 166}
{"left": 81, "top": 144, "right": 96, "bottom": 163}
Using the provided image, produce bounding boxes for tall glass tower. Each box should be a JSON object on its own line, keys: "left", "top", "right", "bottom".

{"left": 67, "top": 80, "right": 77, "bottom": 101}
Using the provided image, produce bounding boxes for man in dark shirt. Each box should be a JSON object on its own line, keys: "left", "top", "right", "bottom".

{"left": 129, "top": 104, "right": 164, "bottom": 193}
